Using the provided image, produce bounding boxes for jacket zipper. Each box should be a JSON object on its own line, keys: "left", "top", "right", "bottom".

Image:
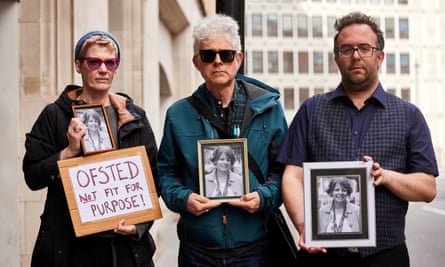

{"left": 222, "top": 206, "right": 228, "bottom": 248}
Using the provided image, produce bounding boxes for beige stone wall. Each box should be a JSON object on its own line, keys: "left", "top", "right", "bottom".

{"left": 8, "top": 0, "right": 213, "bottom": 266}
{"left": 0, "top": 2, "right": 20, "bottom": 267}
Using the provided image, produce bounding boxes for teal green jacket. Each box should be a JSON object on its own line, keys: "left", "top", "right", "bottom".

{"left": 157, "top": 76, "right": 288, "bottom": 249}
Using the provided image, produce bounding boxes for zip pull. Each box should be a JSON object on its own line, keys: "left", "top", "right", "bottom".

{"left": 222, "top": 214, "right": 227, "bottom": 225}
{"left": 232, "top": 124, "right": 240, "bottom": 138}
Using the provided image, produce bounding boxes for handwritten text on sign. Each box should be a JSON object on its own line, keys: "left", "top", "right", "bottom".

{"left": 68, "top": 155, "right": 153, "bottom": 223}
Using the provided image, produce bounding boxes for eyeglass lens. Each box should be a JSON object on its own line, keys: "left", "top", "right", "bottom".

{"left": 199, "top": 50, "right": 237, "bottom": 63}
{"left": 339, "top": 45, "right": 376, "bottom": 58}
{"left": 83, "top": 57, "right": 120, "bottom": 71}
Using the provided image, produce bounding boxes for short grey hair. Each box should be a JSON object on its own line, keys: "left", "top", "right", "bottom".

{"left": 192, "top": 14, "right": 242, "bottom": 55}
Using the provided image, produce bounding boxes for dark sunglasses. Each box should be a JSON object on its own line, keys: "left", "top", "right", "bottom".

{"left": 81, "top": 57, "right": 120, "bottom": 72}
{"left": 199, "top": 50, "right": 237, "bottom": 63}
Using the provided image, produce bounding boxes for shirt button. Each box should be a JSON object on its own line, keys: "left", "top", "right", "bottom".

{"left": 353, "top": 131, "right": 358, "bottom": 135}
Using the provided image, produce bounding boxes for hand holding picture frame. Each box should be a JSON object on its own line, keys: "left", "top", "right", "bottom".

{"left": 303, "top": 161, "right": 376, "bottom": 248}
{"left": 198, "top": 138, "right": 249, "bottom": 202}
{"left": 72, "top": 104, "right": 116, "bottom": 155}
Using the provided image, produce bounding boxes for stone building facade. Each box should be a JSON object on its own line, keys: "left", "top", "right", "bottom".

{"left": 0, "top": 0, "right": 214, "bottom": 266}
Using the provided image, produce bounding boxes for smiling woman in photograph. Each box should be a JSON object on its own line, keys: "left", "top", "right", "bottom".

{"left": 81, "top": 108, "right": 112, "bottom": 152}
{"left": 204, "top": 145, "right": 244, "bottom": 198}
{"left": 318, "top": 177, "right": 361, "bottom": 234}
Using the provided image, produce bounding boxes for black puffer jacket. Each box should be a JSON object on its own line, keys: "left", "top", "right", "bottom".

{"left": 23, "top": 85, "right": 158, "bottom": 267}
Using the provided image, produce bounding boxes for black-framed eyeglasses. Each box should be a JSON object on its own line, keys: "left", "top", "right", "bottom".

{"left": 337, "top": 45, "right": 379, "bottom": 58}
{"left": 81, "top": 57, "right": 120, "bottom": 71}
{"left": 199, "top": 50, "right": 237, "bottom": 63}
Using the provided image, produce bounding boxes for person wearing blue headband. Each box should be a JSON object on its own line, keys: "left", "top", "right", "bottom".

{"left": 23, "top": 30, "right": 159, "bottom": 267}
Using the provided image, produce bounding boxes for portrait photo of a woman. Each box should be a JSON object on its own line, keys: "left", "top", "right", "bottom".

{"left": 204, "top": 145, "right": 245, "bottom": 199}
{"left": 318, "top": 177, "right": 362, "bottom": 234}
{"left": 80, "top": 108, "right": 113, "bottom": 153}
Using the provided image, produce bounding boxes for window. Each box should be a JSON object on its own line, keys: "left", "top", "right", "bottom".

{"left": 399, "top": 18, "right": 409, "bottom": 39}
{"left": 283, "top": 14, "right": 293, "bottom": 37}
{"left": 283, "top": 51, "right": 294, "bottom": 73}
{"left": 297, "top": 14, "right": 308, "bottom": 38}
{"left": 298, "top": 51, "right": 309, "bottom": 73}
{"left": 313, "top": 51, "right": 324, "bottom": 73}
{"left": 284, "top": 88, "right": 295, "bottom": 110}
{"left": 401, "top": 88, "right": 410, "bottom": 101}
{"left": 267, "top": 14, "right": 278, "bottom": 37}
{"left": 314, "top": 87, "right": 324, "bottom": 95}
{"left": 268, "top": 51, "right": 279, "bottom": 73}
{"left": 387, "top": 88, "right": 396, "bottom": 95}
{"left": 327, "top": 16, "right": 336, "bottom": 37}
{"left": 252, "top": 14, "right": 263, "bottom": 37}
{"left": 400, "top": 53, "right": 410, "bottom": 74}
{"left": 328, "top": 52, "right": 337, "bottom": 73}
{"left": 299, "top": 87, "right": 309, "bottom": 105}
{"left": 312, "top": 16, "right": 323, "bottom": 38}
{"left": 386, "top": 53, "right": 395, "bottom": 73}
{"left": 384, "top": 0, "right": 394, "bottom": 4}
{"left": 399, "top": 0, "right": 408, "bottom": 4}
{"left": 252, "top": 51, "right": 263, "bottom": 73}
{"left": 385, "top": 17, "right": 395, "bottom": 38}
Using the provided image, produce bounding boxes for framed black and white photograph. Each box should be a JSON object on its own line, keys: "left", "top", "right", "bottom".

{"left": 198, "top": 138, "right": 249, "bottom": 202}
{"left": 303, "top": 161, "right": 376, "bottom": 248}
{"left": 72, "top": 104, "right": 116, "bottom": 155}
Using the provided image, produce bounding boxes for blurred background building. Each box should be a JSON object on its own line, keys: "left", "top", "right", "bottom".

{"left": 1, "top": 0, "right": 444, "bottom": 266}
{"left": 243, "top": 0, "right": 445, "bottom": 170}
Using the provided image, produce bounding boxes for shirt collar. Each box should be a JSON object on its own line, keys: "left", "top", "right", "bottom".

{"left": 203, "top": 82, "right": 242, "bottom": 110}
{"left": 331, "top": 83, "right": 387, "bottom": 108}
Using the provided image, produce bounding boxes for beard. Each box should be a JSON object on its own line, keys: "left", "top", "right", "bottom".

{"left": 341, "top": 67, "right": 378, "bottom": 92}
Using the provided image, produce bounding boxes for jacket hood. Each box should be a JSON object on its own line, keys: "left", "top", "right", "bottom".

{"left": 55, "top": 85, "right": 83, "bottom": 115}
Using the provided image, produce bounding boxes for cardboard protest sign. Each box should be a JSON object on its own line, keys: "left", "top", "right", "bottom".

{"left": 58, "top": 146, "right": 162, "bottom": 237}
